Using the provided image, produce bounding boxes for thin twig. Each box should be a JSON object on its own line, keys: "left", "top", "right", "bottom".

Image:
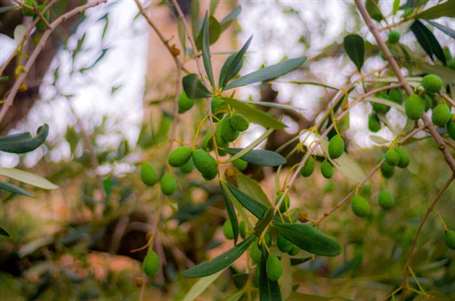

{"left": 400, "top": 176, "right": 454, "bottom": 291}
{"left": 315, "top": 160, "right": 383, "bottom": 225}
{"left": 170, "top": 0, "right": 205, "bottom": 79}
{"left": 0, "top": 0, "right": 59, "bottom": 76}
{"left": 132, "top": 0, "right": 187, "bottom": 73}
{"left": 0, "top": 0, "right": 107, "bottom": 124}
{"left": 354, "top": 0, "right": 455, "bottom": 174}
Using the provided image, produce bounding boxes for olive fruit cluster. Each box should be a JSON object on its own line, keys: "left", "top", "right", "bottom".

{"left": 368, "top": 88, "right": 403, "bottom": 132}
{"left": 299, "top": 134, "right": 346, "bottom": 181}
{"left": 351, "top": 187, "right": 396, "bottom": 218}
{"left": 369, "top": 75, "right": 453, "bottom": 135}
{"left": 140, "top": 162, "right": 177, "bottom": 196}
{"left": 215, "top": 113, "right": 249, "bottom": 147}
{"left": 299, "top": 156, "right": 335, "bottom": 179}
{"left": 140, "top": 146, "right": 219, "bottom": 195}
{"left": 169, "top": 146, "right": 219, "bottom": 180}
{"left": 381, "top": 146, "right": 409, "bottom": 179}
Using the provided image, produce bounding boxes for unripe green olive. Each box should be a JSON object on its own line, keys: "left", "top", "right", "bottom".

{"left": 160, "top": 172, "right": 177, "bottom": 195}
{"left": 381, "top": 161, "right": 395, "bottom": 178}
{"left": 388, "top": 88, "right": 403, "bottom": 104}
{"left": 223, "top": 220, "right": 234, "bottom": 240}
{"left": 249, "top": 242, "right": 262, "bottom": 264}
{"left": 218, "top": 118, "right": 239, "bottom": 142}
{"left": 178, "top": 91, "right": 194, "bottom": 113}
{"left": 387, "top": 30, "right": 400, "bottom": 44}
{"left": 168, "top": 146, "right": 193, "bottom": 167}
{"left": 378, "top": 189, "right": 395, "bottom": 210}
{"left": 328, "top": 134, "right": 345, "bottom": 159}
{"left": 351, "top": 195, "right": 371, "bottom": 218}
{"left": 215, "top": 127, "right": 228, "bottom": 148}
{"left": 445, "top": 230, "right": 455, "bottom": 250}
{"left": 143, "top": 248, "right": 160, "bottom": 278}
{"left": 266, "top": 255, "right": 283, "bottom": 281}
{"left": 385, "top": 148, "right": 400, "bottom": 166}
{"left": 368, "top": 113, "right": 381, "bottom": 132}
{"left": 432, "top": 103, "right": 452, "bottom": 127}
{"left": 300, "top": 156, "right": 315, "bottom": 177}
{"left": 192, "top": 149, "right": 218, "bottom": 180}
{"left": 447, "top": 119, "right": 455, "bottom": 140}
{"left": 140, "top": 163, "right": 159, "bottom": 186}
{"left": 233, "top": 158, "right": 248, "bottom": 171}
{"left": 276, "top": 192, "right": 290, "bottom": 213}
{"left": 320, "top": 160, "right": 334, "bottom": 179}
{"left": 229, "top": 114, "right": 249, "bottom": 132}
{"left": 422, "top": 74, "right": 443, "bottom": 94}
{"left": 180, "top": 159, "right": 194, "bottom": 174}
{"left": 396, "top": 147, "right": 410, "bottom": 168}
{"left": 405, "top": 94, "right": 425, "bottom": 120}
{"left": 277, "top": 235, "right": 293, "bottom": 253}
{"left": 372, "top": 102, "right": 390, "bottom": 114}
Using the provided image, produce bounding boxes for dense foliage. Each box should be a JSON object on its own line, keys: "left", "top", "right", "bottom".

{"left": 1, "top": 0, "right": 455, "bottom": 300}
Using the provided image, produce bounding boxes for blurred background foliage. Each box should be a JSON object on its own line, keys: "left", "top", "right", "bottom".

{"left": 0, "top": 0, "right": 454, "bottom": 300}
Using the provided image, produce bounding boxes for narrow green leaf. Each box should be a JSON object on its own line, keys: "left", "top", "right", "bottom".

{"left": 183, "top": 235, "right": 255, "bottom": 278}
{"left": 224, "top": 57, "right": 306, "bottom": 90}
{"left": 414, "top": 0, "right": 455, "bottom": 19}
{"left": 220, "top": 6, "right": 241, "bottom": 31}
{"left": 259, "top": 251, "right": 282, "bottom": 301}
{"left": 191, "top": 0, "right": 200, "bottom": 41}
{"left": 222, "top": 97, "right": 285, "bottom": 129}
{"left": 0, "top": 181, "right": 32, "bottom": 196}
{"left": 0, "top": 124, "right": 48, "bottom": 154}
{"left": 225, "top": 291, "right": 244, "bottom": 301}
{"left": 427, "top": 20, "right": 455, "bottom": 40}
{"left": 0, "top": 168, "right": 58, "bottom": 190}
{"left": 415, "top": 60, "right": 455, "bottom": 84}
{"left": 366, "top": 0, "right": 384, "bottom": 21}
{"left": 177, "top": 19, "right": 187, "bottom": 52}
{"left": 196, "top": 16, "right": 222, "bottom": 48}
{"left": 209, "top": 0, "right": 219, "bottom": 16}
{"left": 182, "top": 270, "right": 224, "bottom": 301}
{"left": 273, "top": 222, "right": 341, "bottom": 257}
{"left": 227, "top": 183, "right": 269, "bottom": 219}
{"left": 219, "top": 36, "right": 253, "bottom": 89}
{"left": 154, "top": 112, "right": 174, "bottom": 145}
{"left": 221, "top": 182, "right": 240, "bottom": 243}
{"left": 201, "top": 14, "right": 215, "bottom": 87}
{"left": 224, "top": 148, "right": 286, "bottom": 167}
{"left": 343, "top": 34, "right": 365, "bottom": 71}
{"left": 410, "top": 20, "right": 446, "bottom": 64}
{"left": 182, "top": 74, "right": 211, "bottom": 99}
{"left": 254, "top": 209, "right": 273, "bottom": 236}
{"left": 392, "top": 0, "right": 400, "bottom": 14}
{"left": 236, "top": 173, "right": 270, "bottom": 205}
{"left": 0, "top": 227, "right": 9, "bottom": 237}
